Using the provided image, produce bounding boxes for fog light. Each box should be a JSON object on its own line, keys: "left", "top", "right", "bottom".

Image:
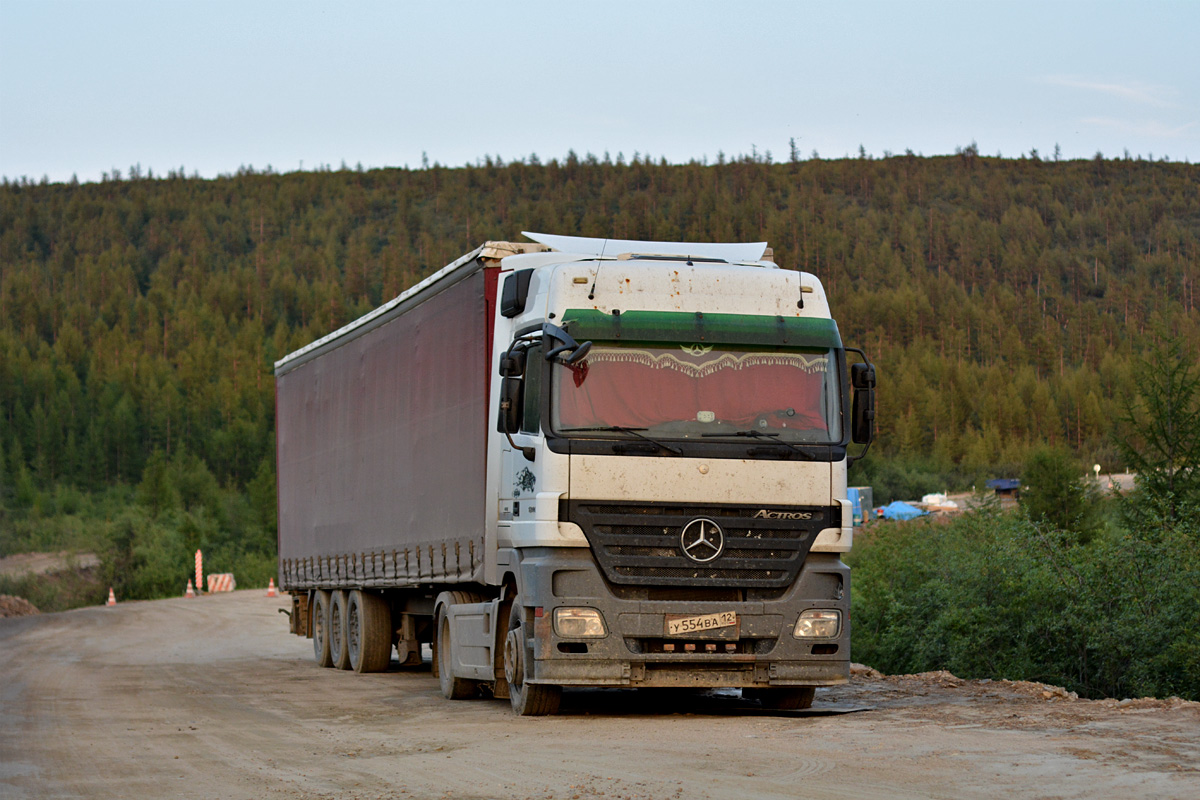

{"left": 793, "top": 609, "right": 840, "bottom": 638}
{"left": 553, "top": 607, "right": 607, "bottom": 638}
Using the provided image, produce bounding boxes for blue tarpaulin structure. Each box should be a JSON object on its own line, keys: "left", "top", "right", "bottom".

{"left": 848, "top": 486, "right": 874, "bottom": 526}
{"left": 880, "top": 501, "right": 926, "bottom": 520}
{"left": 986, "top": 478, "right": 1021, "bottom": 497}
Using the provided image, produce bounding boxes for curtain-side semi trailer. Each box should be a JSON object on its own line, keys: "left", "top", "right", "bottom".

{"left": 275, "top": 232, "right": 876, "bottom": 715}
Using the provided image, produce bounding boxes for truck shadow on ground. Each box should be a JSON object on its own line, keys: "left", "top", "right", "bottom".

{"left": 393, "top": 659, "right": 871, "bottom": 718}
{"left": 554, "top": 688, "right": 871, "bottom": 718}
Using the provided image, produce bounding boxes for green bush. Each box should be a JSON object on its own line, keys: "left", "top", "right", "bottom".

{"left": 849, "top": 506, "right": 1200, "bottom": 699}
{"left": 0, "top": 450, "right": 279, "bottom": 610}
{"left": 1020, "top": 445, "right": 1102, "bottom": 541}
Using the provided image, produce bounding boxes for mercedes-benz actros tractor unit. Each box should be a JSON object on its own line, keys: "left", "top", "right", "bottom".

{"left": 275, "top": 232, "right": 876, "bottom": 715}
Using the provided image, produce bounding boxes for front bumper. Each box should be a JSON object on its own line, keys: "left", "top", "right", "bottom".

{"left": 512, "top": 547, "right": 850, "bottom": 688}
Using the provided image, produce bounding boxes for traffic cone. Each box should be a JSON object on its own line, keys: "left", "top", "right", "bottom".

{"left": 184, "top": 579, "right": 196, "bottom": 598}
{"left": 266, "top": 578, "right": 278, "bottom": 598}
{"left": 106, "top": 588, "right": 116, "bottom": 606}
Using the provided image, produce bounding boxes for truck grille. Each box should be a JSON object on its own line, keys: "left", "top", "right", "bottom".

{"left": 563, "top": 501, "right": 837, "bottom": 588}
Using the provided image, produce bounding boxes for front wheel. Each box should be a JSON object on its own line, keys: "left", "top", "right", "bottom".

{"left": 434, "top": 591, "right": 486, "bottom": 700}
{"left": 504, "top": 602, "right": 561, "bottom": 716}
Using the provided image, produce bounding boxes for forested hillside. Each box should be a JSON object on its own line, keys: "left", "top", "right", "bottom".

{"left": 1, "top": 153, "right": 1198, "bottom": 598}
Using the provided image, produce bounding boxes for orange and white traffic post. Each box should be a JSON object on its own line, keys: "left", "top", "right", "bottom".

{"left": 194, "top": 550, "right": 203, "bottom": 595}
{"left": 106, "top": 587, "right": 116, "bottom": 606}
{"left": 266, "top": 578, "right": 278, "bottom": 597}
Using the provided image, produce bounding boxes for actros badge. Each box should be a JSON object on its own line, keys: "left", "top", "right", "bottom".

{"left": 680, "top": 518, "right": 724, "bottom": 563}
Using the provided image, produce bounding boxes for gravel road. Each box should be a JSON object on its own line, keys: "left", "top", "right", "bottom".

{"left": 1, "top": 590, "right": 1197, "bottom": 799}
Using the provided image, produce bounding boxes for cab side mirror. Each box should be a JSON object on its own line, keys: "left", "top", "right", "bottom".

{"left": 500, "top": 269, "right": 534, "bottom": 318}
{"left": 498, "top": 377, "right": 522, "bottom": 434}
{"left": 850, "top": 362, "right": 876, "bottom": 445}
{"left": 497, "top": 375, "right": 535, "bottom": 462}
{"left": 499, "top": 349, "right": 527, "bottom": 378}
{"left": 496, "top": 341, "right": 537, "bottom": 462}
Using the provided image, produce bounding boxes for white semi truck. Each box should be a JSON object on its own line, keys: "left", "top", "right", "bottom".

{"left": 275, "top": 233, "right": 876, "bottom": 715}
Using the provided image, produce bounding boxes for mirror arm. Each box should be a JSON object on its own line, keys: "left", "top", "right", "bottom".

{"left": 504, "top": 429, "right": 536, "bottom": 462}
{"left": 546, "top": 339, "right": 592, "bottom": 364}
{"left": 545, "top": 343, "right": 573, "bottom": 361}
{"left": 847, "top": 438, "right": 873, "bottom": 466}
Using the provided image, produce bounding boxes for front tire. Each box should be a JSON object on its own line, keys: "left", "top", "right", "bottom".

{"left": 504, "top": 602, "right": 561, "bottom": 716}
{"left": 434, "top": 591, "right": 486, "bottom": 700}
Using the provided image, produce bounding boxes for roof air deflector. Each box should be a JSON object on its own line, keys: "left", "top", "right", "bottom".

{"left": 522, "top": 232, "right": 768, "bottom": 263}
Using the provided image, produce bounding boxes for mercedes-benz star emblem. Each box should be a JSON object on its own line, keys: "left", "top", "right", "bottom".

{"left": 680, "top": 518, "right": 724, "bottom": 564}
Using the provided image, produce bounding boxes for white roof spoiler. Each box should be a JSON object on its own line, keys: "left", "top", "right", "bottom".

{"left": 522, "top": 231, "right": 768, "bottom": 263}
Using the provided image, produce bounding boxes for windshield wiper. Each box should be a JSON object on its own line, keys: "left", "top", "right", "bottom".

{"left": 700, "top": 429, "right": 806, "bottom": 454}
{"left": 559, "top": 426, "right": 683, "bottom": 455}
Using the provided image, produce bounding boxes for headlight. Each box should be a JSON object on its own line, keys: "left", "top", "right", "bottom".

{"left": 553, "top": 607, "right": 607, "bottom": 638}
{"left": 793, "top": 609, "right": 840, "bottom": 638}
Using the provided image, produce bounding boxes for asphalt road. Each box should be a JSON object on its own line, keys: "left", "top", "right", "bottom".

{"left": 1, "top": 590, "right": 1197, "bottom": 799}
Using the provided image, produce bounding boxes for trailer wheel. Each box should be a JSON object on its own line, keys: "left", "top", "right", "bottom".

{"left": 348, "top": 590, "right": 392, "bottom": 673}
{"left": 311, "top": 590, "right": 333, "bottom": 668}
{"left": 504, "top": 602, "right": 561, "bottom": 716}
{"left": 743, "top": 687, "right": 815, "bottom": 710}
{"left": 329, "top": 590, "right": 352, "bottom": 670}
{"left": 433, "top": 590, "right": 486, "bottom": 700}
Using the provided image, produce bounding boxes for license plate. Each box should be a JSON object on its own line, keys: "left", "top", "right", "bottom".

{"left": 665, "top": 611, "right": 737, "bottom": 637}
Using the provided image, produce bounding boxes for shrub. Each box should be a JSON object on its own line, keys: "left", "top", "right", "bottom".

{"left": 849, "top": 507, "right": 1200, "bottom": 700}
{"left": 1020, "top": 445, "right": 1101, "bottom": 541}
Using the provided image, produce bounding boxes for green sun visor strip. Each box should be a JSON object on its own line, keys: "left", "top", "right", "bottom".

{"left": 560, "top": 309, "right": 843, "bottom": 349}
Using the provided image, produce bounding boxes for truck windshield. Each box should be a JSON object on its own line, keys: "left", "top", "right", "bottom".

{"left": 551, "top": 342, "right": 842, "bottom": 443}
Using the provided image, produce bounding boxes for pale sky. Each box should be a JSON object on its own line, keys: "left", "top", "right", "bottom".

{"left": 2, "top": 0, "right": 1197, "bottom": 183}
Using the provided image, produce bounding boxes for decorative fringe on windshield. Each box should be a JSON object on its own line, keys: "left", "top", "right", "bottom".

{"left": 584, "top": 347, "right": 829, "bottom": 377}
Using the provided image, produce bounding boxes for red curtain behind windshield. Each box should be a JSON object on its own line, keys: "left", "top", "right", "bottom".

{"left": 557, "top": 347, "right": 830, "bottom": 431}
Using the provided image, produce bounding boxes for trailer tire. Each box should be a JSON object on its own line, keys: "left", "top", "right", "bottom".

{"left": 348, "top": 590, "right": 392, "bottom": 673}
{"left": 504, "top": 602, "right": 561, "bottom": 716}
{"left": 311, "top": 590, "right": 333, "bottom": 668}
{"left": 329, "top": 590, "right": 352, "bottom": 670}
{"left": 434, "top": 591, "right": 485, "bottom": 700}
{"left": 743, "top": 687, "right": 815, "bottom": 710}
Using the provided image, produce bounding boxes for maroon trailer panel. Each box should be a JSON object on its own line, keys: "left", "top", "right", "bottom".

{"left": 276, "top": 266, "right": 493, "bottom": 588}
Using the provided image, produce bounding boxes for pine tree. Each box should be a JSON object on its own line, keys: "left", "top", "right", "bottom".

{"left": 1020, "top": 445, "right": 1100, "bottom": 541}
{"left": 1116, "top": 335, "right": 1200, "bottom": 530}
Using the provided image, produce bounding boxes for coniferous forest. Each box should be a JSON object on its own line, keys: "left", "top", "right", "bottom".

{"left": 1, "top": 152, "right": 1198, "bottom": 698}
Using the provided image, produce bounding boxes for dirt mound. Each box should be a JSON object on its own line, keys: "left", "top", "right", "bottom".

{"left": 849, "top": 662, "right": 883, "bottom": 679}
{"left": 851, "top": 662, "right": 1199, "bottom": 709}
{"left": 0, "top": 594, "right": 40, "bottom": 618}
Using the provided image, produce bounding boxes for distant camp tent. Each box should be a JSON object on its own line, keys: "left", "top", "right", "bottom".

{"left": 880, "top": 501, "right": 926, "bottom": 520}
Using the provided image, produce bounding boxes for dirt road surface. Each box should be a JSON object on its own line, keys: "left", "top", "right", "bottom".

{"left": 2, "top": 591, "right": 1197, "bottom": 800}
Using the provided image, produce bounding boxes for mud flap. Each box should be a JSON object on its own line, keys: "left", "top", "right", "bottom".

{"left": 393, "top": 613, "right": 422, "bottom": 666}
{"left": 444, "top": 598, "right": 504, "bottom": 682}
{"left": 292, "top": 593, "right": 311, "bottom": 637}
